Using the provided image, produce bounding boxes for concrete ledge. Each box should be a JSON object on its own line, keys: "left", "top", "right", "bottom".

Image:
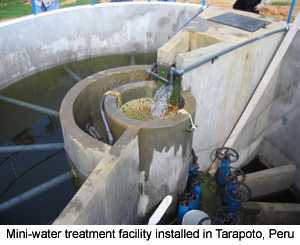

{"left": 55, "top": 128, "right": 140, "bottom": 225}
{"left": 241, "top": 202, "right": 300, "bottom": 224}
{"left": 60, "top": 65, "right": 151, "bottom": 179}
{"left": 244, "top": 164, "right": 296, "bottom": 198}
{"left": 0, "top": 2, "right": 200, "bottom": 89}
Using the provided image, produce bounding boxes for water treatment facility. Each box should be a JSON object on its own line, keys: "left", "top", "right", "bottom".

{"left": 1, "top": 0, "right": 300, "bottom": 225}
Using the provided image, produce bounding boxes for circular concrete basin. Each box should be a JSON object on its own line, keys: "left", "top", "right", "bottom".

{"left": 104, "top": 80, "right": 196, "bottom": 212}
{"left": 60, "top": 65, "right": 151, "bottom": 179}
{"left": 104, "top": 80, "right": 195, "bottom": 140}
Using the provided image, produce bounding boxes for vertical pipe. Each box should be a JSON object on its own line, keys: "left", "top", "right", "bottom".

{"left": 288, "top": 0, "right": 296, "bottom": 23}
{"left": 100, "top": 95, "right": 114, "bottom": 145}
{"left": 170, "top": 67, "right": 181, "bottom": 108}
{"left": 32, "top": 0, "right": 37, "bottom": 14}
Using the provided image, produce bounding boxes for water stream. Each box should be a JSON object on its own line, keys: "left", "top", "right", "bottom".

{"left": 151, "top": 83, "right": 173, "bottom": 119}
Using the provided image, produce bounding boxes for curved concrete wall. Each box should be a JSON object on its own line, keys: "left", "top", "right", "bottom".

{"left": 60, "top": 65, "right": 150, "bottom": 178}
{"left": 0, "top": 2, "right": 199, "bottom": 89}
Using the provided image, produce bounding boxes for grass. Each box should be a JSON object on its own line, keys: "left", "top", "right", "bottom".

{"left": 270, "top": 0, "right": 292, "bottom": 6}
{"left": 61, "top": 0, "right": 91, "bottom": 8}
{"left": 0, "top": 0, "right": 93, "bottom": 21}
{"left": 0, "top": 0, "right": 32, "bottom": 20}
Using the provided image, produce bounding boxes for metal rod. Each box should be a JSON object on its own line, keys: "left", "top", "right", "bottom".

{"left": 0, "top": 95, "right": 59, "bottom": 117}
{"left": 145, "top": 69, "right": 170, "bottom": 84}
{"left": 63, "top": 66, "right": 82, "bottom": 82}
{"left": 0, "top": 172, "right": 72, "bottom": 213}
{"left": 171, "top": 4, "right": 207, "bottom": 38}
{"left": 174, "top": 27, "right": 288, "bottom": 76}
{"left": 0, "top": 143, "right": 64, "bottom": 154}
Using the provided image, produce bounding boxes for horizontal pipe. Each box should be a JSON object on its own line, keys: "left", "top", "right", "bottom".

{"left": 174, "top": 27, "right": 288, "bottom": 76}
{"left": 0, "top": 95, "right": 59, "bottom": 117}
{"left": 0, "top": 143, "right": 64, "bottom": 154}
{"left": 0, "top": 172, "right": 72, "bottom": 213}
{"left": 63, "top": 66, "right": 82, "bottom": 82}
{"left": 145, "top": 69, "right": 170, "bottom": 84}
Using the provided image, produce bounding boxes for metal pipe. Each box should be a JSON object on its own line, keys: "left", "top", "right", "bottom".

{"left": 0, "top": 172, "right": 72, "bottom": 213}
{"left": 171, "top": 5, "right": 207, "bottom": 38}
{"left": 0, "top": 143, "right": 64, "bottom": 154}
{"left": 174, "top": 27, "right": 288, "bottom": 76}
{"left": 0, "top": 95, "right": 59, "bottom": 117}
{"left": 145, "top": 69, "right": 170, "bottom": 84}
{"left": 63, "top": 66, "right": 82, "bottom": 82}
{"left": 100, "top": 95, "right": 114, "bottom": 145}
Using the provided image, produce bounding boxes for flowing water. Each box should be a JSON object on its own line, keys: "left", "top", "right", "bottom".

{"left": 151, "top": 83, "right": 173, "bottom": 119}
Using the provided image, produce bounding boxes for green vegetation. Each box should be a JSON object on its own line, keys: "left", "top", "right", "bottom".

{"left": 61, "top": 0, "right": 91, "bottom": 8}
{"left": 0, "top": 0, "right": 31, "bottom": 20}
{"left": 270, "top": 0, "right": 291, "bottom": 6}
{"left": 0, "top": 0, "right": 92, "bottom": 21}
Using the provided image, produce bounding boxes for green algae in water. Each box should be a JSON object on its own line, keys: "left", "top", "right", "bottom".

{"left": 0, "top": 53, "right": 156, "bottom": 141}
{"left": 120, "top": 97, "right": 177, "bottom": 121}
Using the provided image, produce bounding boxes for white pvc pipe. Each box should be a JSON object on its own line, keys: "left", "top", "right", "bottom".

{"left": 0, "top": 172, "right": 72, "bottom": 213}
{"left": 148, "top": 195, "right": 173, "bottom": 225}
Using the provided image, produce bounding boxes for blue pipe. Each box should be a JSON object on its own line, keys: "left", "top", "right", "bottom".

{"left": 32, "top": 0, "right": 37, "bottom": 15}
{"left": 288, "top": 0, "right": 297, "bottom": 23}
{"left": 217, "top": 159, "right": 231, "bottom": 187}
{"left": 178, "top": 200, "right": 189, "bottom": 224}
{"left": 201, "top": 0, "right": 206, "bottom": 7}
{"left": 224, "top": 181, "right": 240, "bottom": 213}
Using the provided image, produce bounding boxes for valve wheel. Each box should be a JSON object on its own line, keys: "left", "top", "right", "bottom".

{"left": 225, "top": 182, "right": 252, "bottom": 202}
{"left": 215, "top": 147, "right": 239, "bottom": 162}
{"left": 225, "top": 166, "right": 246, "bottom": 184}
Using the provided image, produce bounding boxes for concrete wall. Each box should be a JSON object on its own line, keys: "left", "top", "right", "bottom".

{"left": 60, "top": 65, "right": 150, "bottom": 179}
{"left": 241, "top": 202, "right": 300, "bottom": 225}
{"left": 61, "top": 68, "right": 196, "bottom": 217}
{"left": 0, "top": 2, "right": 199, "bottom": 89}
{"left": 261, "top": 31, "right": 300, "bottom": 189}
{"left": 177, "top": 22, "right": 286, "bottom": 169}
{"left": 55, "top": 129, "right": 141, "bottom": 224}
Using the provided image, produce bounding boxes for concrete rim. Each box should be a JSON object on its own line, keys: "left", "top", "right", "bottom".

{"left": 60, "top": 65, "right": 151, "bottom": 146}
{"left": 104, "top": 80, "right": 196, "bottom": 129}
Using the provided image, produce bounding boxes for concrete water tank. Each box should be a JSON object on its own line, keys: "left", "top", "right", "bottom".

{"left": 60, "top": 65, "right": 196, "bottom": 216}
{"left": 104, "top": 80, "right": 196, "bottom": 214}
